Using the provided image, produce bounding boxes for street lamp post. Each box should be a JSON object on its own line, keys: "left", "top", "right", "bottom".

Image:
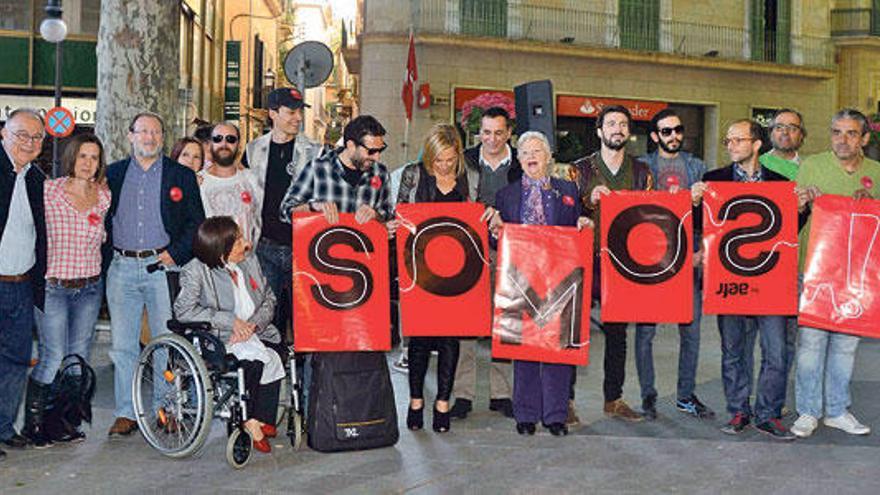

{"left": 40, "top": 0, "right": 67, "bottom": 178}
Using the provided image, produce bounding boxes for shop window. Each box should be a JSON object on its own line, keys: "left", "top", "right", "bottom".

{"left": 0, "top": 0, "right": 31, "bottom": 31}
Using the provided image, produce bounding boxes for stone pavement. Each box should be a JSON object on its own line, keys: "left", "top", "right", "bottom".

{"left": 2, "top": 316, "right": 879, "bottom": 494}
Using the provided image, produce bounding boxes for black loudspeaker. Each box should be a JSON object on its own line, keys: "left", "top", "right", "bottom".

{"left": 514, "top": 79, "right": 556, "bottom": 151}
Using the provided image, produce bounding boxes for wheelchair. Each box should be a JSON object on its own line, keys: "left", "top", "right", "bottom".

{"left": 131, "top": 275, "right": 305, "bottom": 468}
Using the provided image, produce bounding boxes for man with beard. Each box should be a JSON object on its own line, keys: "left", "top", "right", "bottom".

{"left": 199, "top": 122, "right": 259, "bottom": 242}
{"left": 759, "top": 109, "right": 806, "bottom": 181}
{"left": 567, "top": 105, "right": 652, "bottom": 422}
{"left": 280, "top": 115, "right": 391, "bottom": 224}
{"left": 103, "top": 112, "right": 204, "bottom": 436}
{"left": 633, "top": 109, "right": 712, "bottom": 421}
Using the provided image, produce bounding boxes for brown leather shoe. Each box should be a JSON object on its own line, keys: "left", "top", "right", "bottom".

{"left": 566, "top": 400, "right": 581, "bottom": 426}
{"left": 108, "top": 417, "right": 139, "bottom": 437}
{"left": 604, "top": 399, "right": 644, "bottom": 422}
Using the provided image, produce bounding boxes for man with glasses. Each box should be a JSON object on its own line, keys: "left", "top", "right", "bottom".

{"left": 0, "top": 108, "right": 47, "bottom": 456}
{"left": 280, "top": 114, "right": 391, "bottom": 224}
{"left": 568, "top": 105, "right": 653, "bottom": 423}
{"left": 691, "top": 119, "right": 794, "bottom": 440}
{"left": 103, "top": 112, "right": 205, "bottom": 436}
{"left": 760, "top": 109, "right": 806, "bottom": 181}
{"left": 759, "top": 109, "right": 807, "bottom": 413}
{"left": 634, "top": 109, "right": 713, "bottom": 421}
{"left": 790, "top": 108, "right": 880, "bottom": 438}
{"left": 199, "top": 122, "right": 259, "bottom": 242}
{"left": 449, "top": 106, "right": 522, "bottom": 421}
{"left": 243, "top": 87, "right": 320, "bottom": 338}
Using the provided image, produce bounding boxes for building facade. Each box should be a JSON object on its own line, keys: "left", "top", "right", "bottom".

{"left": 351, "top": 0, "right": 861, "bottom": 169}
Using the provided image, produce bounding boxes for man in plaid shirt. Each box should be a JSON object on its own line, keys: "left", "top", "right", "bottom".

{"left": 280, "top": 115, "right": 392, "bottom": 223}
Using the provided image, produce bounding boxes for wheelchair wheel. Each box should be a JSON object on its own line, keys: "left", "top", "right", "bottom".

{"left": 226, "top": 428, "right": 252, "bottom": 469}
{"left": 289, "top": 412, "right": 304, "bottom": 450}
{"left": 133, "top": 333, "right": 213, "bottom": 458}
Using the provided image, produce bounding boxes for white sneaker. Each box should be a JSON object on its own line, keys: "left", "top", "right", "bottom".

{"left": 791, "top": 414, "right": 819, "bottom": 438}
{"left": 824, "top": 412, "right": 871, "bottom": 435}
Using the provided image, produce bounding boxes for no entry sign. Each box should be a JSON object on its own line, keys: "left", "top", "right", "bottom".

{"left": 45, "top": 106, "right": 75, "bottom": 137}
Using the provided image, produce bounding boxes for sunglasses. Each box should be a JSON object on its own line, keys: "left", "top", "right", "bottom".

{"left": 658, "top": 125, "right": 684, "bottom": 137}
{"left": 358, "top": 141, "right": 387, "bottom": 155}
{"left": 211, "top": 134, "right": 239, "bottom": 144}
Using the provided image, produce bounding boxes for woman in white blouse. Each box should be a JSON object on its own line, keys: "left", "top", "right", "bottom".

{"left": 174, "top": 216, "right": 284, "bottom": 454}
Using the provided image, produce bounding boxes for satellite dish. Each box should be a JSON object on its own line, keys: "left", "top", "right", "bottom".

{"left": 284, "top": 41, "right": 334, "bottom": 91}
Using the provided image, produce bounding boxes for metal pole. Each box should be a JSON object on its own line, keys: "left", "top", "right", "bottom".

{"left": 51, "top": 39, "right": 63, "bottom": 178}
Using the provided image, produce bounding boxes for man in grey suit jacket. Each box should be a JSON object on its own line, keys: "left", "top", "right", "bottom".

{"left": 242, "top": 88, "right": 321, "bottom": 338}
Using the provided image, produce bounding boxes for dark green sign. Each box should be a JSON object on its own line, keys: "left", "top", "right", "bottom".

{"left": 224, "top": 41, "right": 241, "bottom": 121}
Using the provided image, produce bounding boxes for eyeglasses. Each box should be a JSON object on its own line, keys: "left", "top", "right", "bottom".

{"left": 358, "top": 141, "right": 387, "bottom": 155}
{"left": 211, "top": 134, "right": 239, "bottom": 144}
{"left": 722, "top": 137, "right": 755, "bottom": 147}
{"left": 658, "top": 125, "right": 684, "bottom": 137}
{"left": 11, "top": 130, "right": 45, "bottom": 143}
{"left": 772, "top": 123, "right": 802, "bottom": 133}
{"left": 131, "top": 129, "right": 162, "bottom": 137}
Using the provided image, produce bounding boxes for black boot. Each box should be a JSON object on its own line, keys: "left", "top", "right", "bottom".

{"left": 23, "top": 379, "right": 53, "bottom": 449}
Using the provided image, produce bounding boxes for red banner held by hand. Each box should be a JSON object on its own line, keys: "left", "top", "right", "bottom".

{"left": 702, "top": 182, "right": 799, "bottom": 315}
{"left": 600, "top": 191, "right": 693, "bottom": 323}
{"left": 395, "top": 203, "right": 491, "bottom": 337}
{"left": 292, "top": 213, "right": 390, "bottom": 352}
{"left": 799, "top": 195, "right": 880, "bottom": 338}
{"left": 492, "top": 224, "right": 592, "bottom": 366}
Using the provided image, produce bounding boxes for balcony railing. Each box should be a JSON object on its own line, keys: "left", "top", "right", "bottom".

{"left": 413, "top": 0, "right": 833, "bottom": 68}
{"left": 831, "top": 8, "right": 880, "bottom": 37}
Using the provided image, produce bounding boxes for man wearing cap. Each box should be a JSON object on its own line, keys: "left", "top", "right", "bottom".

{"left": 633, "top": 108, "right": 713, "bottom": 421}
{"left": 103, "top": 111, "right": 204, "bottom": 436}
{"left": 243, "top": 87, "right": 321, "bottom": 337}
{"left": 0, "top": 108, "right": 47, "bottom": 456}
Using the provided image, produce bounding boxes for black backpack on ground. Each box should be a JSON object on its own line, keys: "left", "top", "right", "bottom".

{"left": 43, "top": 354, "right": 96, "bottom": 441}
{"left": 307, "top": 351, "right": 399, "bottom": 452}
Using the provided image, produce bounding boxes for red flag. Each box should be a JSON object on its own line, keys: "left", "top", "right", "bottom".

{"left": 799, "top": 195, "right": 880, "bottom": 338}
{"left": 600, "top": 191, "right": 694, "bottom": 323}
{"left": 395, "top": 203, "right": 491, "bottom": 337}
{"left": 401, "top": 30, "right": 417, "bottom": 121}
{"left": 702, "top": 182, "right": 799, "bottom": 315}
{"left": 292, "top": 213, "right": 391, "bottom": 352}
{"left": 492, "top": 224, "right": 593, "bottom": 366}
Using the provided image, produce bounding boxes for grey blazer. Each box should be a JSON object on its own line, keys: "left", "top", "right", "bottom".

{"left": 174, "top": 253, "right": 281, "bottom": 345}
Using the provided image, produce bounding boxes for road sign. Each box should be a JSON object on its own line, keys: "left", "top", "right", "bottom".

{"left": 45, "top": 106, "right": 76, "bottom": 138}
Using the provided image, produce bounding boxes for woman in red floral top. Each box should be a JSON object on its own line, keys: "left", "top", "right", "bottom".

{"left": 23, "top": 134, "right": 110, "bottom": 447}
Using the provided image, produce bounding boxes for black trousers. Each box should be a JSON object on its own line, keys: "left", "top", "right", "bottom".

{"left": 408, "top": 337, "right": 459, "bottom": 402}
{"left": 602, "top": 323, "right": 628, "bottom": 402}
{"left": 239, "top": 359, "right": 281, "bottom": 425}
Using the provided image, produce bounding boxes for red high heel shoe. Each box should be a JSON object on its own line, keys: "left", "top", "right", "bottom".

{"left": 253, "top": 436, "right": 271, "bottom": 453}
{"left": 261, "top": 424, "right": 277, "bottom": 438}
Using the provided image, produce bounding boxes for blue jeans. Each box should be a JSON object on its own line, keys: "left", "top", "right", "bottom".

{"left": 718, "top": 315, "right": 787, "bottom": 422}
{"left": 795, "top": 326, "right": 859, "bottom": 418}
{"left": 635, "top": 269, "right": 703, "bottom": 401}
{"left": 256, "top": 239, "right": 292, "bottom": 340}
{"left": 106, "top": 253, "right": 172, "bottom": 420}
{"left": 0, "top": 279, "right": 34, "bottom": 440}
{"left": 31, "top": 278, "right": 104, "bottom": 384}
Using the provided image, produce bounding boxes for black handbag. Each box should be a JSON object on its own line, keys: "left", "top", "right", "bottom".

{"left": 43, "top": 354, "right": 96, "bottom": 441}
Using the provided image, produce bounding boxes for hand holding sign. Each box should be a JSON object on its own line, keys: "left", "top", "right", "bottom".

{"left": 855, "top": 176, "right": 874, "bottom": 200}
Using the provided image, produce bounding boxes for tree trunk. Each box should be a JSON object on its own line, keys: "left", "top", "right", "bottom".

{"left": 95, "top": 0, "right": 180, "bottom": 162}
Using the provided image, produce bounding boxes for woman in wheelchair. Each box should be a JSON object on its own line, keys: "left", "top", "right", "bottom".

{"left": 174, "top": 216, "right": 284, "bottom": 453}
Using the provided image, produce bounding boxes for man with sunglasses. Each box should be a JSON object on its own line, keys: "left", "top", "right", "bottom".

{"left": 634, "top": 109, "right": 712, "bottom": 421}
{"left": 243, "top": 87, "right": 321, "bottom": 338}
{"left": 759, "top": 109, "right": 806, "bottom": 181}
{"left": 200, "top": 122, "right": 259, "bottom": 242}
{"left": 0, "top": 108, "right": 47, "bottom": 455}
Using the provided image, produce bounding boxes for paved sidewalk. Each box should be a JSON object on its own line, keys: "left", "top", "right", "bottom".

{"left": 2, "top": 317, "right": 878, "bottom": 494}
